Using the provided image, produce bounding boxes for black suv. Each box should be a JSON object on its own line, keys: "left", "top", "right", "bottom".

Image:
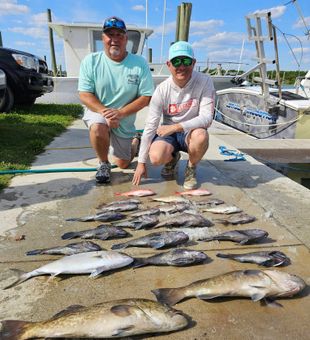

{"left": 0, "top": 47, "right": 54, "bottom": 112}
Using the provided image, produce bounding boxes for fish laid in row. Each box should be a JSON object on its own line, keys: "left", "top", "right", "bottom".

{"left": 113, "top": 215, "right": 159, "bottom": 230}
{"left": 61, "top": 225, "right": 130, "bottom": 241}
{"left": 133, "top": 249, "right": 209, "bottom": 268}
{"left": 193, "top": 198, "right": 225, "bottom": 207}
{"left": 115, "top": 189, "right": 156, "bottom": 197}
{"left": 155, "top": 212, "right": 213, "bottom": 229}
{"left": 0, "top": 299, "right": 188, "bottom": 339}
{"left": 95, "top": 202, "right": 139, "bottom": 213}
{"left": 26, "top": 241, "right": 102, "bottom": 256}
{"left": 152, "top": 196, "right": 190, "bottom": 203}
{"left": 201, "top": 229, "right": 268, "bottom": 245}
{"left": 215, "top": 213, "right": 256, "bottom": 225}
{"left": 175, "top": 188, "right": 212, "bottom": 196}
{"left": 202, "top": 204, "right": 242, "bottom": 214}
{"left": 156, "top": 202, "right": 193, "bottom": 214}
{"left": 96, "top": 198, "right": 141, "bottom": 210}
{"left": 216, "top": 251, "right": 290, "bottom": 267}
{"left": 112, "top": 231, "right": 189, "bottom": 250}
{"left": 66, "top": 211, "right": 125, "bottom": 222}
{"left": 4, "top": 251, "right": 134, "bottom": 289}
{"left": 129, "top": 207, "right": 161, "bottom": 218}
{"left": 152, "top": 269, "right": 306, "bottom": 306}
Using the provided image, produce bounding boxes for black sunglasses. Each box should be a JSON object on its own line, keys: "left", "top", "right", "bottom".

{"left": 103, "top": 19, "right": 126, "bottom": 31}
{"left": 170, "top": 57, "right": 193, "bottom": 67}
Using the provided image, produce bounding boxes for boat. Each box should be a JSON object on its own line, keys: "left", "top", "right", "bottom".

{"left": 215, "top": 12, "right": 310, "bottom": 139}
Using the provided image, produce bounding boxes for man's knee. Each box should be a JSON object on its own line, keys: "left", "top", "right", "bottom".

{"left": 90, "top": 123, "right": 109, "bottom": 138}
{"left": 189, "top": 129, "right": 209, "bottom": 147}
{"left": 114, "top": 158, "right": 130, "bottom": 169}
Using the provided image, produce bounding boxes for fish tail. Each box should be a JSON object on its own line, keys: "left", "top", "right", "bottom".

{"left": 216, "top": 253, "right": 231, "bottom": 259}
{"left": 0, "top": 320, "right": 31, "bottom": 339}
{"left": 111, "top": 243, "right": 126, "bottom": 250}
{"left": 132, "top": 258, "right": 148, "bottom": 268}
{"left": 25, "top": 249, "right": 42, "bottom": 256}
{"left": 3, "top": 269, "right": 30, "bottom": 290}
{"left": 152, "top": 287, "right": 184, "bottom": 306}
{"left": 61, "top": 231, "right": 78, "bottom": 240}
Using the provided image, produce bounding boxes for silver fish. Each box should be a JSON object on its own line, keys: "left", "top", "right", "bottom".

{"left": 129, "top": 207, "right": 161, "bottom": 218}
{"left": 113, "top": 215, "right": 159, "bottom": 230}
{"left": 201, "top": 229, "right": 268, "bottom": 244}
{"left": 194, "top": 198, "right": 225, "bottom": 207}
{"left": 97, "top": 198, "right": 141, "bottom": 209}
{"left": 66, "top": 211, "right": 125, "bottom": 222}
{"left": 202, "top": 204, "right": 242, "bottom": 214}
{"left": 157, "top": 202, "right": 193, "bottom": 214}
{"left": 26, "top": 241, "right": 102, "bottom": 256}
{"left": 216, "top": 251, "right": 291, "bottom": 267}
{"left": 96, "top": 202, "right": 139, "bottom": 213}
{"left": 133, "top": 249, "right": 209, "bottom": 268}
{"left": 0, "top": 299, "right": 188, "bottom": 339}
{"left": 111, "top": 231, "right": 189, "bottom": 250}
{"left": 215, "top": 213, "right": 256, "bottom": 225}
{"left": 152, "top": 196, "right": 190, "bottom": 203}
{"left": 4, "top": 251, "right": 134, "bottom": 289}
{"left": 152, "top": 269, "right": 306, "bottom": 306}
{"left": 155, "top": 212, "right": 213, "bottom": 228}
{"left": 61, "top": 225, "right": 131, "bottom": 240}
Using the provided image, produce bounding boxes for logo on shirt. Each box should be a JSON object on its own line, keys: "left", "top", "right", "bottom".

{"left": 168, "top": 99, "right": 196, "bottom": 115}
{"left": 127, "top": 74, "right": 139, "bottom": 85}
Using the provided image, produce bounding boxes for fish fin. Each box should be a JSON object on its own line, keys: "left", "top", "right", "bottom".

{"left": 170, "top": 258, "right": 194, "bottom": 266}
{"left": 3, "top": 269, "right": 29, "bottom": 290}
{"left": 251, "top": 293, "right": 266, "bottom": 302}
{"left": 89, "top": 267, "right": 107, "bottom": 278}
{"left": 261, "top": 298, "right": 283, "bottom": 308}
{"left": 51, "top": 305, "right": 86, "bottom": 319}
{"left": 61, "top": 231, "right": 78, "bottom": 240}
{"left": 149, "top": 240, "right": 166, "bottom": 249}
{"left": 112, "top": 325, "right": 135, "bottom": 336}
{"left": 0, "top": 320, "right": 32, "bottom": 340}
{"left": 132, "top": 258, "right": 147, "bottom": 268}
{"left": 111, "top": 243, "right": 126, "bottom": 250}
{"left": 152, "top": 288, "right": 184, "bottom": 306}
{"left": 110, "top": 304, "right": 133, "bottom": 317}
{"left": 197, "top": 294, "right": 221, "bottom": 300}
{"left": 25, "top": 249, "right": 42, "bottom": 256}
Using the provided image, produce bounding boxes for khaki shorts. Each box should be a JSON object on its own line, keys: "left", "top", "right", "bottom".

{"left": 83, "top": 109, "right": 132, "bottom": 161}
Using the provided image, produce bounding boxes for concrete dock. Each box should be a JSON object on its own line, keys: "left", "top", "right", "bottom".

{"left": 0, "top": 118, "right": 309, "bottom": 339}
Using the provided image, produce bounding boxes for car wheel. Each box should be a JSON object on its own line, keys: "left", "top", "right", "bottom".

{"left": 0, "top": 85, "right": 14, "bottom": 112}
{"left": 18, "top": 96, "right": 36, "bottom": 106}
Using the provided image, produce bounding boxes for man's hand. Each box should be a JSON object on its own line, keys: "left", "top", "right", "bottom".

{"left": 132, "top": 163, "right": 147, "bottom": 185}
{"left": 157, "top": 124, "right": 182, "bottom": 137}
{"left": 100, "top": 108, "right": 121, "bottom": 128}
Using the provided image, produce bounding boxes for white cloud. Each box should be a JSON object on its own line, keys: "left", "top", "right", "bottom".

{"left": 193, "top": 31, "right": 246, "bottom": 49}
{"left": 252, "top": 5, "right": 286, "bottom": 19}
{"left": 0, "top": 0, "right": 29, "bottom": 16}
{"left": 293, "top": 16, "right": 310, "bottom": 31}
{"left": 31, "top": 12, "right": 48, "bottom": 27}
{"left": 8, "top": 26, "right": 47, "bottom": 39}
{"left": 15, "top": 40, "right": 35, "bottom": 47}
{"left": 132, "top": 5, "right": 145, "bottom": 11}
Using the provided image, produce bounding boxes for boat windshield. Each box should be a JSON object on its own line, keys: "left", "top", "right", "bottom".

{"left": 92, "top": 30, "right": 142, "bottom": 54}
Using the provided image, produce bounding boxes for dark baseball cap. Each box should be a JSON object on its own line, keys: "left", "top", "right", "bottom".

{"left": 103, "top": 16, "right": 127, "bottom": 33}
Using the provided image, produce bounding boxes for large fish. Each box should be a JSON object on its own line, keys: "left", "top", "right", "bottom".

{"left": 111, "top": 231, "right": 189, "bottom": 250}
{"left": 175, "top": 189, "right": 212, "bottom": 196}
{"left": 155, "top": 212, "right": 213, "bottom": 228}
{"left": 0, "top": 298, "right": 188, "bottom": 339}
{"left": 26, "top": 241, "right": 102, "bottom": 256}
{"left": 133, "top": 249, "right": 209, "bottom": 268}
{"left": 215, "top": 213, "right": 256, "bottom": 225}
{"left": 4, "top": 251, "right": 134, "bottom": 289}
{"left": 113, "top": 215, "right": 159, "bottom": 230}
{"left": 202, "top": 204, "right": 242, "bottom": 214}
{"left": 156, "top": 202, "right": 193, "bottom": 214}
{"left": 201, "top": 229, "right": 268, "bottom": 245}
{"left": 152, "top": 196, "right": 190, "bottom": 203}
{"left": 115, "top": 189, "right": 156, "bottom": 197}
{"left": 152, "top": 269, "right": 306, "bottom": 306}
{"left": 194, "top": 198, "right": 225, "bottom": 207}
{"left": 66, "top": 211, "right": 125, "bottom": 222}
{"left": 96, "top": 202, "right": 139, "bottom": 213}
{"left": 61, "top": 225, "right": 130, "bottom": 241}
{"left": 129, "top": 207, "right": 161, "bottom": 218}
{"left": 97, "top": 198, "right": 141, "bottom": 209}
{"left": 216, "top": 251, "right": 291, "bottom": 267}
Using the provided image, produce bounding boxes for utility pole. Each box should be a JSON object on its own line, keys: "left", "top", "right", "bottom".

{"left": 47, "top": 8, "right": 57, "bottom": 76}
{"left": 0, "top": 31, "right": 3, "bottom": 47}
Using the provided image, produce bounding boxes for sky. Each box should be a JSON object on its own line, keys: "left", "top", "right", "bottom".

{"left": 0, "top": 0, "right": 309, "bottom": 72}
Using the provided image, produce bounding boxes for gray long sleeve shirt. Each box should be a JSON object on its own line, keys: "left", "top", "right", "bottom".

{"left": 138, "top": 71, "right": 215, "bottom": 163}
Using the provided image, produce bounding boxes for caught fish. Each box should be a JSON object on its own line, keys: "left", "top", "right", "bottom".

{"left": 152, "top": 196, "right": 190, "bottom": 203}
{"left": 155, "top": 212, "right": 213, "bottom": 228}
{"left": 175, "top": 189, "right": 212, "bottom": 196}
{"left": 129, "top": 207, "right": 161, "bottom": 218}
{"left": 216, "top": 251, "right": 291, "bottom": 267}
{"left": 201, "top": 229, "right": 268, "bottom": 245}
{"left": 113, "top": 215, "right": 159, "bottom": 230}
{"left": 215, "top": 213, "right": 256, "bottom": 225}
{"left": 0, "top": 298, "right": 188, "bottom": 339}
{"left": 66, "top": 211, "right": 125, "bottom": 222}
{"left": 96, "top": 202, "right": 139, "bottom": 213}
{"left": 157, "top": 202, "right": 193, "bottom": 214}
{"left": 193, "top": 198, "right": 225, "bottom": 207}
{"left": 202, "top": 204, "right": 242, "bottom": 214}
{"left": 115, "top": 189, "right": 156, "bottom": 197}
{"left": 97, "top": 198, "right": 141, "bottom": 209}
{"left": 26, "top": 241, "right": 102, "bottom": 256}
{"left": 133, "top": 249, "right": 209, "bottom": 268}
{"left": 4, "top": 251, "right": 134, "bottom": 289}
{"left": 61, "top": 225, "right": 130, "bottom": 241}
{"left": 112, "top": 231, "right": 189, "bottom": 250}
{"left": 152, "top": 269, "right": 306, "bottom": 306}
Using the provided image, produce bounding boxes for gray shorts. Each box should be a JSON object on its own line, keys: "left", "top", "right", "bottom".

{"left": 83, "top": 109, "right": 132, "bottom": 161}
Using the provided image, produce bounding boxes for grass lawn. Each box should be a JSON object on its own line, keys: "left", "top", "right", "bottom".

{"left": 0, "top": 103, "right": 83, "bottom": 191}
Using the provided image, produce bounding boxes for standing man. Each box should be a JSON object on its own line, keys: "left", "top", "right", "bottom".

{"left": 78, "top": 16, "right": 154, "bottom": 184}
{"left": 132, "top": 41, "right": 215, "bottom": 189}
